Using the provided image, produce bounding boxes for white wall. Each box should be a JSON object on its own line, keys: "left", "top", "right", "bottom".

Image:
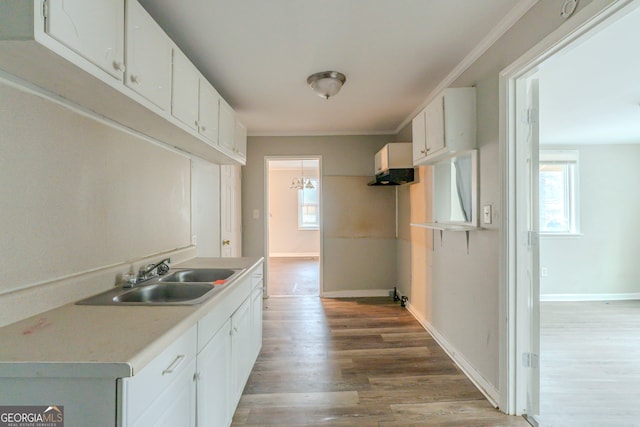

{"left": 0, "top": 79, "right": 221, "bottom": 327}
{"left": 242, "top": 135, "right": 398, "bottom": 295}
{"left": 540, "top": 144, "right": 640, "bottom": 299}
{"left": 395, "top": 0, "right": 608, "bottom": 399}
{"left": 268, "top": 169, "right": 319, "bottom": 256}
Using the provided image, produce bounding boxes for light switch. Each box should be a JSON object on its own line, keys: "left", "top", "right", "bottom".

{"left": 253, "top": 209, "right": 260, "bottom": 220}
{"left": 483, "top": 205, "right": 492, "bottom": 224}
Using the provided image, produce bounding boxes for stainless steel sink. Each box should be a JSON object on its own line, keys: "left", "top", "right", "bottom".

{"left": 160, "top": 268, "right": 243, "bottom": 283}
{"left": 76, "top": 267, "right": 245, "bottom": 306}
{"left": 113, "top": 283, "right": 216, "bottom": 304}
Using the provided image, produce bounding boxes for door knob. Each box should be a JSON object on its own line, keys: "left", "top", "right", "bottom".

{"left": 222, "top": 240, "right": 230, "bottom": 245}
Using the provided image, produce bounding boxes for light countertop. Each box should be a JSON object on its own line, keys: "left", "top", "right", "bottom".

{"left": 0, "top": 257, "right": 263, "bottom": 379}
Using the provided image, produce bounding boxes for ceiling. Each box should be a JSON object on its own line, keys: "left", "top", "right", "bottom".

{"left": 538, "top": 4, "right": 640, "bottom": 145}
{"left": 138, "top": 0, "right": 526, "bottom": 136}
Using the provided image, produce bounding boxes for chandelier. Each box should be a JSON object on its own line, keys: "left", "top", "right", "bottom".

{"left": 289, "top": 160, "right": 315, "bottom": 190}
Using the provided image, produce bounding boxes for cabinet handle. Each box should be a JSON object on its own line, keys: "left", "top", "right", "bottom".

{"left": 130, "top": 75, "right": 141, "bottom": 85}
{"left": 194, "top": 120, "right": 199, "bottom": 128}
{"left": 420, "top": 149, "right": 426, "bottom": 154}
{"left": 201, "top": 125, "right": 207, "bottom": 132}
{"left": 222, "top": 240, "right": 230, "bottom": 246}
{"left": 162, "top": 354, "right": 185, "bottom": 375}
{"left": 112, "top": 61, "right": 125, "bottom": 73}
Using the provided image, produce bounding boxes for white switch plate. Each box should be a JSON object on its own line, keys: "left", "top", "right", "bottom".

{"left": 541, "top": 267, "right": 548, "bottom": 277}
{"left": 483, "top": 205, "right": 492, "bottom": 224}
{"left": 253, "top": 209, "right": 260, "bottom": 219}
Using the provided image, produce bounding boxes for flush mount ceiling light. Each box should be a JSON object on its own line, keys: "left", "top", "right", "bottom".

{"left": 307, "top": 71, "right": 346, "bottom": 100}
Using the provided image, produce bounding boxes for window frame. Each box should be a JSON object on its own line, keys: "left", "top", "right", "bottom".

{"left": 539, "top": 150, "right": 580, "bottom": 236}
{"left": 297, "top": 178, "right": 319, "bottom": 230}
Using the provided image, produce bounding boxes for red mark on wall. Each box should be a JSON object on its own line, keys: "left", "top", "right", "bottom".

{"left": 22, "top": 317, "right": 52, "bottom": 335}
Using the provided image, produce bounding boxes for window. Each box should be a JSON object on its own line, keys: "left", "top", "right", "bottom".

{"left": 539, "top": 150, "right": 579, "bottom": 234}
{"left": 298, "top": 179, "right": 319, "bottom": 229}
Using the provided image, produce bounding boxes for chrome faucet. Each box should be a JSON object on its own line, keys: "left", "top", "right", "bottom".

{"left": 138, "top": 257, "right": 171, "bottom": 280}
{"left": 123, "top": 257, "right": 171, "bottom": 288}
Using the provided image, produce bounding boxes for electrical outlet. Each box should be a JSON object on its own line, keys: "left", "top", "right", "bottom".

{"left": 253, "top": 209, "right": 260, "bottom": 219}
{"left": 483, "top": 205, "right": 492, "bottom": 224}
{"left": 541, "top": 267, "right": 548, "bottom": 277}
{"left": 191, "top": 234, "right": 198, "bottom": 245}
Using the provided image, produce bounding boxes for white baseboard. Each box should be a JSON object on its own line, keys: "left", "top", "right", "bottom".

{"left": 322, "top": 289, "right": 393, "bottom": 298}
{"left": 406, "top": 303, "right": 499, "bottom": 408}
{"left": 269, "top": 252, "right": 319, "bottom": 258}
{"left": 540, "top": 292, "right": 640, "bottom": 302}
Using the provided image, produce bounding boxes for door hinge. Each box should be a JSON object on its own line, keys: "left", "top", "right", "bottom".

{"left": 522, "top": 108, "right": 538, "bottom": 125}
{"left": 42, "top": 0, "right": 49, "bottom": 19}
{"left": 522, "top": 352, "right": 539, "bottom": 368}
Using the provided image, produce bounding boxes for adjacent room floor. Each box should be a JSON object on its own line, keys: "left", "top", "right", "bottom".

{"left": 537, "top": 300, "right": 640, "bottom": 427}
{"left": 268, "top": 257, "right": 319, "bottom": 296}
{"left": 232, "top": 296, "right": 529, "bottom": 426}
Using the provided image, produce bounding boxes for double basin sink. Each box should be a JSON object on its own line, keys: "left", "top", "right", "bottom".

{"left": 77, "top": 268, "right": 244, "bottom": 306}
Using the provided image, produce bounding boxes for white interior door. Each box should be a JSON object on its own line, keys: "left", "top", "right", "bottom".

{"left": 220, "top": 165, "right": 242, "bottom": 257}
{"left": 515, "top": 77, "right": 540, "bottom": 417}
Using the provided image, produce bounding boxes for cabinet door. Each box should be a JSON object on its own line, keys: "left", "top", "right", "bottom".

{"left": 231, "top": 298, "right": 252, "bottom": 403}
{"left": 251, "top": 282, "right": 263, "bottom": 362}
{"left": 198, "top": 80, "right": 220, "bottom": 144}
{"left": 197, "top": 319, "right": 232, "bottom": 427}
{"left": 219, "top": 99, "right": 236, "bottom": 152}
{"left": 172, "top": 48, "right": 199, "bottom": 130}
{"left": 45, "top": 0, "right": 125, "bottom": 80}
{"left": 220, "top": 165, "right": 242, "bottom": 257}
{"left": 425, "top": 94, "right": 445, "bottom": 155}
{"left": 412, "top": 109, "right": 427, "bottom": 163}
{"left": 234, "top": 119, "right": 247, "bottom": 159}
{"left": 125, "top": 0, "right": 172, "bottom": 110}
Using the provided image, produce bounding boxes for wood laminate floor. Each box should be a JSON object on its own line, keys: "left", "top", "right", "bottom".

{"left": 268, "top": 257, "right": 319, "bottom": 296}
{"left": 232, "top": 296, "right": 529, "bottom": 426}
{"left": 537, "top": 300, "right": 640, "bottom": 427}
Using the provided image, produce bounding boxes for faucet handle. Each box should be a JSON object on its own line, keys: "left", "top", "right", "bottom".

{"left": 157, "top": 263, "right": 170, "bottom": 275}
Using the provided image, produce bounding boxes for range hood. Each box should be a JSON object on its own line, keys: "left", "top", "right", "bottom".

{"left": 367, "top": 142, "right": 415, "bottom": 186}
{"left": 368, "top": 168, "right": 415, "bottom": 186}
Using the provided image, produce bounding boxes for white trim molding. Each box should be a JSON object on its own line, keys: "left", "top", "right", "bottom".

{"left": 540, "top": 293, "right": 640, "bottom": 302}
{"left": 268, "top": 253, "right": 320, "bottom": 258}
{"left": 407, "top": 303, "right": 500, "bottom": 407}
{"left": 322, "top": 289, "right": 392, "bottom": 298}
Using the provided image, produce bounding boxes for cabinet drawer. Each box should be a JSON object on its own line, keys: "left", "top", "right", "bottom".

{"left": 120, "top": 324, "right": 197, "bottom": 426}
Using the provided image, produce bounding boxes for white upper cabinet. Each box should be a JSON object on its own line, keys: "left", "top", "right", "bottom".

{"left": 198, "top": 80, "right": 221, "bottom": 144}
{"left": 412, "top": 87, "right": 476, "bottom": 165}
{"left": 125, "top": 0, "right": 172, "bottom": 111}
{"left": 375, "top": 143, "right": 412, "bottom": 174}
{"left": 219, "top": 99, "right": 236, "bottom": 152}
{"left": 234, "top": 119, "right": 247, "bottom": 159}
{"left": 45, "top": 0, "right": 125, "bottom": 80}
{"left": 171, "top": 48, "right": 199, "bottom": 131}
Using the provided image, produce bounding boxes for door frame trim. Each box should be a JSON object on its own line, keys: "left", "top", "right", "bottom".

{"left": 498, "top": 0, "right": 637, "bottom": 415}
{"left": 263, "top": 155, "right": 323, "bottom": 298}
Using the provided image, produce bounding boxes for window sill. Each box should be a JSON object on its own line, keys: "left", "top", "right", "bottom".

{"left": 540, "top": 232, "right": 583, "bottom": 239}
{"left": 298, "top": 227, "right": 319, "bottom": 231}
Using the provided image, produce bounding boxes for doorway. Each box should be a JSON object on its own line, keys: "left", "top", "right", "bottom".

{"left": 265, "top": 157, "right": 322, "bottom": 297}
{"left": 501, "top": 0, "right": 640, "bottom": 421}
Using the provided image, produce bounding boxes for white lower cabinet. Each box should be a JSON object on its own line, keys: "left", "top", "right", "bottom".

{"left": 197, "top": 318, "right": 232, "bottom": 427}
{"left": 231, "top": 297, "right": 253, "bottom": 403}
{"left": 250, "top": 275, "right": 264, "bottom": 362}
{"left": 119, "top": 325, "right": 197, "bottom": 427}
